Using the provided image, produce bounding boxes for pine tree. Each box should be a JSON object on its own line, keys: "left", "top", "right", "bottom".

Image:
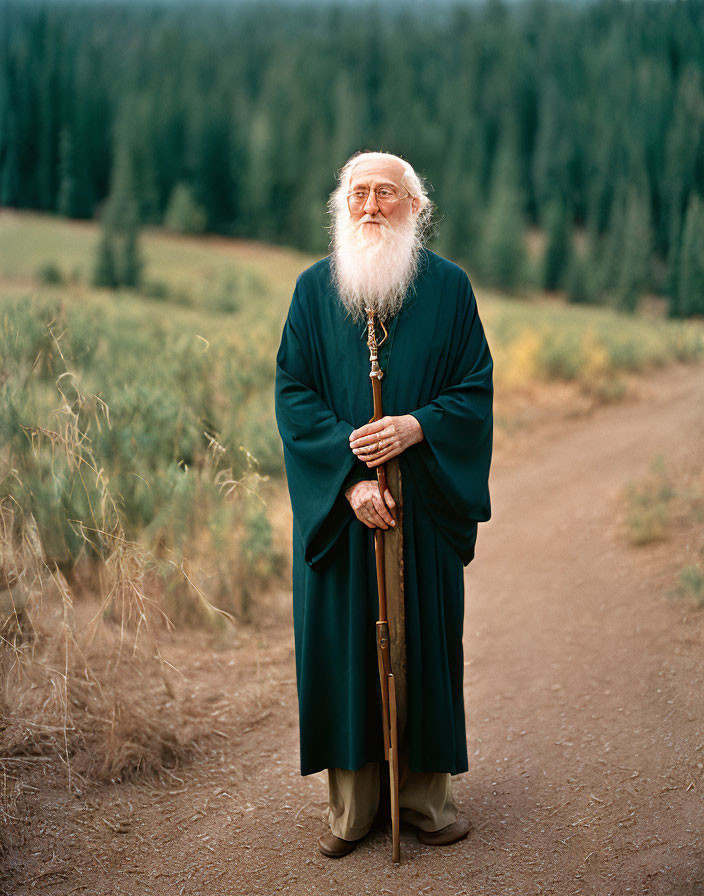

{"left": 565, "top": 234, "right": 601, "bottom": 305}
{"left": 57, "top": 119, "right": 95, "bottom": 218}
{"left": 93, "top": 227, "right": 118, "bottom": 289}
{"left": 164, "top": 182, "right": 207, "bottom": 234}
{"left": 673, "top": 194, "right": 704, "bottom": 318}
{"left": 663, "top": 66, "right": 704, "bottom": 263}
{"left": 565, "top": 251, "right": 589, "bottom": 305}
{"left": 57, "top": 126, "right": 76, "bottom": 218}
{"left": 614, "top": 188, "right": 653, "bottom": 313}
{"left": 542, "top": 200, "right": 570, "bottom": 292}
{"left": 122, "top": 225, "right": 142, "bottom": 289}
{"left": 4, "top": 0, "right": 704, "bottom": 292}
{"left": 92, "top": 116, "right": 144, "bottom": 290}
{"left": 478, "top": 125, "right": 527, "bottom": 290}
{"left": 0, "top": 95, "right": 21, "bottom": 207}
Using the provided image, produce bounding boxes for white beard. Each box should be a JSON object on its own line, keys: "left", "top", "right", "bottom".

{"left": 330, "top": 210, "right": 422, "bottom": 323}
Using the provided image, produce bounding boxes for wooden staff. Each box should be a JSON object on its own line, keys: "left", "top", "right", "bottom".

{"left": 365, "top": 307, "right": 401, "bottom": 865}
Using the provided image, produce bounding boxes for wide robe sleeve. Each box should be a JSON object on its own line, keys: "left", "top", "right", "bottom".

{"left": 405, "top": 277, "right": 493, "bottom": 566}
{"left": 275, "top": 283, "right": 365, "bottom": 569}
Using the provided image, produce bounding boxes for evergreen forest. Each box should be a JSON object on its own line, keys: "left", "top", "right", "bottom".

{"left": 2, "top": 0, "right": 704, "bottom": 314}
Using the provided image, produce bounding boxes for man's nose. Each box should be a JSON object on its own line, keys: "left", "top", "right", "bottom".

{"left": 363, "top": 189, "right": 379, "bottom": 215}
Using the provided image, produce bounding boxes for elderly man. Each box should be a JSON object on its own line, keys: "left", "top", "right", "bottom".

{"left": 275, "top": 151, "right": 493, "bottom": 858}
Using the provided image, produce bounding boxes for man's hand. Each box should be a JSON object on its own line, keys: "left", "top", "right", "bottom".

{"left": 345, "top": 479, "right": 396, "bottom": 529}
{"left": 349, "top": 414, "right": 424, "bottom": 468}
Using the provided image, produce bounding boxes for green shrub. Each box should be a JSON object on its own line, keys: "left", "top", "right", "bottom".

{"left": 238, "top": 501, "right": 286, "bottom": 621}
{"left": 625, "top": 456, "right": 674, "bottom": 545}
{"left": 142, "top": 279, "right": 170, "bottom": 300}
{"left": 93, "top": 229, "right": 119, "bottom": 289}
{"left": 536, "top": 330, "right": 583, "bottom": 381}
{"left": 240, "top": 411, "right": 285, "bottom": 478}
{"left": 668, "top": 326, "right": 704, "bottom": 363}
{"left": 677, "top": 564, "right": 704, "bottom": 607}
{"left": 212, "top": 275, "right": 240, "bottom": 314}
{"left": 163, "top": 183, "right": 207, "bottom": 235}
{"left": 37, "top": 261, "right": 64, "bottom": 285}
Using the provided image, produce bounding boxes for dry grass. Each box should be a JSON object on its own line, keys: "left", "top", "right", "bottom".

{"left": 624, "top": 456, "right": 704, "bottom": 548}
{"left": 622, "top": 455, "right": 704, "bottom": 609}
{"left": 0, "top": 769, "right": 23, "bottom": 857}
{"left": 0, "top": 348, "right": 261, "bottom": 853}
{"left": 624, "top": 456, "right": 675, "bottom": 545}
{"left": 0, "top": 497, "right": 202, "bottom": 826}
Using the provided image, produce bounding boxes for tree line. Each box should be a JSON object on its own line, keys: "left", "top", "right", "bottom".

{"left": 1, "top": 0, "right": 703, "bottom": 315}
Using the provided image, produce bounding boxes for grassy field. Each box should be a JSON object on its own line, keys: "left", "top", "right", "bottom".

{"left": 2, "top": 211, "right": 703, "bottom": 620}
{"left": 1, "top": 211, "right": 703, "bottom": 816}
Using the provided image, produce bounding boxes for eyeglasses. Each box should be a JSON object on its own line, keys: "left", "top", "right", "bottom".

{"left": 347, "top": 184, "right": 412, "bottom": 213}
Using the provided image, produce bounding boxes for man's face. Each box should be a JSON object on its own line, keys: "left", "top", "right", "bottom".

{"left": 347, "top": 157, "right": 420, "bottom": 234}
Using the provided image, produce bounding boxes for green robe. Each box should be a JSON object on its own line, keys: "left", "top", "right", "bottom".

{"left": 274, "top": 249, "right": 493, "bottom": 776}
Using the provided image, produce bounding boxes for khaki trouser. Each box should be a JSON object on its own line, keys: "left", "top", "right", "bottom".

{"left": 327, "top": 760, "right": 458, "bottom": 841}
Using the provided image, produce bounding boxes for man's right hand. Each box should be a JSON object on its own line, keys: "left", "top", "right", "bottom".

{"left": 344, "top": 479, "right": 396, "bottom": 530}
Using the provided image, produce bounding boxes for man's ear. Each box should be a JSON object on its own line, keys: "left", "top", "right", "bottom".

{"left": 411, "top": 197, "right": 420, "bottom": 215}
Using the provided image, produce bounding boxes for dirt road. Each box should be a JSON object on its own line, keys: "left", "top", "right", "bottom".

{"left": 3, "top": 364, "right": 704, "bottom": 896}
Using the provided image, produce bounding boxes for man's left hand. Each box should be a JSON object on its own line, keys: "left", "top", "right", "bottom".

{"left": 349, "top": 414, "right": 424, "bottom": 467}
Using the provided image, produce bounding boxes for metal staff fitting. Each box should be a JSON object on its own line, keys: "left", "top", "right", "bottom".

{"left": 365, "top": 307, "right": 401, "bottom": 865}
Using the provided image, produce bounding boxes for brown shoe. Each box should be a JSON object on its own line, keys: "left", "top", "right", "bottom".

{"left": 317, "top": 831, "right": 359, "bottom": 858}
{"left": 416, "top": 813, "right": 472, "bottom": 846}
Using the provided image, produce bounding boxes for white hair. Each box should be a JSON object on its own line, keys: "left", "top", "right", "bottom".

{"left": 328, "top": 150, "right": 433, "bottom": 233}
